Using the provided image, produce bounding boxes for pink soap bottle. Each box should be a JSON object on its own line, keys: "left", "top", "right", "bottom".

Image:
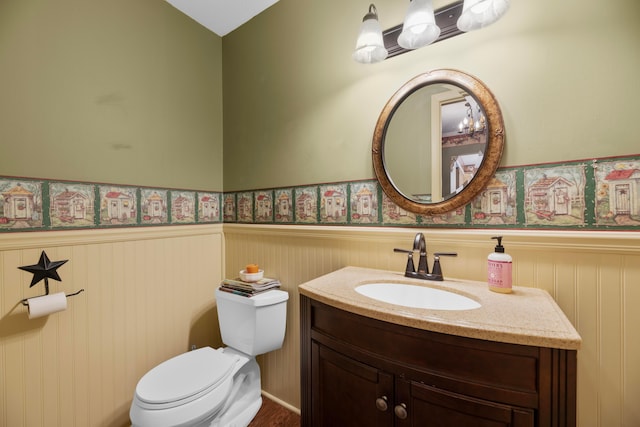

{"left": 488, "top": 236, "right": 512, "bottom": 293}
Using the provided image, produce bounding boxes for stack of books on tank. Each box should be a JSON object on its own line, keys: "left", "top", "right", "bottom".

{"left": 219, "top": 277, "right": 281, "bottom": 297}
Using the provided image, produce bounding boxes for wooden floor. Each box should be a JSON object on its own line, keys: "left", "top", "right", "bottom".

{"left": 248, "top": 396, "right": 301, "bottom": 427}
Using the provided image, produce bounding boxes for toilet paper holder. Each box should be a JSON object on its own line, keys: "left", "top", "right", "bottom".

{"left": 20, "top": 288, "right": 84, "bottom": 306}
{"left": 18, "top": 250, "right": 85, "bottom": 306}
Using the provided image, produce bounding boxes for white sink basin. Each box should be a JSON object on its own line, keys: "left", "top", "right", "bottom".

{"left": 355, "top": 282, "right": 481, "bottom": 311}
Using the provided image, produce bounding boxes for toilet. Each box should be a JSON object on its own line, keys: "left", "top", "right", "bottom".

{"left": 130, "top": 288, "right": 289, "bottom": 427}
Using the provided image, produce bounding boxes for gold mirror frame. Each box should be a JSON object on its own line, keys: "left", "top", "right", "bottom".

{"left": 372, "top": 69, "right": 505, "bottom": 215}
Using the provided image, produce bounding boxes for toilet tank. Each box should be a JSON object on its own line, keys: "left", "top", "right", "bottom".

{"left": 215, "top": 288, "right": 289, "bottom": 356}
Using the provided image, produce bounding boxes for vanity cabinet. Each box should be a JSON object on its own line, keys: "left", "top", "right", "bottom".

{"left": 301, "top": 295, "right": 576, "bottom": 427}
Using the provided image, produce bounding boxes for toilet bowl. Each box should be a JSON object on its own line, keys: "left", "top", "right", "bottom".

{"left": 130, "top": 288, "right": 288, "bottom": 427}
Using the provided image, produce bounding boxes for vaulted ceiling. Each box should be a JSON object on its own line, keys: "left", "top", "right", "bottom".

{"left": 165, "top": 0, "right": 279, "bottom": 36}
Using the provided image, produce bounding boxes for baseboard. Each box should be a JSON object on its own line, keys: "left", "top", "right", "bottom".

{"left": 261, "top": 390, "right": 301, "bottom": 416}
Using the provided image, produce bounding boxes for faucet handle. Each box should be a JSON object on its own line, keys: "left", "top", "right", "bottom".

{"left": 433, "top": 252, "right": 457, "bottom": 257}
{"left": 432, "top": 252, "right": 457, "bottom": 278}
{"left": 394, "top": 248, "right": 415, "bottom": 274}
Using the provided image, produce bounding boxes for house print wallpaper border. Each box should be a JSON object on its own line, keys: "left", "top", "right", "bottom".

{"left": 0, "top": 180, "right": 222, "bottom": 231}
{"left": 223, "top": 155, "right": 640, "bottom": 230}
{"left": 1, "top": 154, "right": 639, "bottom": 232}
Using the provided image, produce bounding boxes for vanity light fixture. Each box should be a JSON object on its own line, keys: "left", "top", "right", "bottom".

{"left": 457, "top": 0, "right": 510, "bottom": 32}
{"left": 352, "top": 4, "right": 389, "bottom": 64}
{"left": 354, "top": 0, "right": 509, "bottom": 63}
{"left": 397, "top": 0, "right": 440, "bottom": 49}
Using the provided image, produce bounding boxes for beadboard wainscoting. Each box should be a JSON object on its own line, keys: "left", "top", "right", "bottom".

{"left": 224, "top": 224, "right": 640, "bottom": 427}
{"left": 0, "top": 225, "right": 225, "bottom": 427}
{"left": 1, "top": 224, "right": 638, "bottom": 426}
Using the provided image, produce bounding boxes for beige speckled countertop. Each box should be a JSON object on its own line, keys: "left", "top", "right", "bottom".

{"left": 298, "top": 266, "right": 581, "bottom": 350}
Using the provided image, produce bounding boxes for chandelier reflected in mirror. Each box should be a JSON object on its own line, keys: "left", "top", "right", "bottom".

{"left": 458, "top": 101, "right": 486, "bottom": 135}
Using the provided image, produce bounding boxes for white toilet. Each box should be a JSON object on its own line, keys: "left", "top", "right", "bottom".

{"left": 130, "top": 288, "right": 289, "bottom": 427}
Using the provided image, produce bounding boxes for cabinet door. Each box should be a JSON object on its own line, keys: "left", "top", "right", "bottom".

{"left": 311, "top": 342, "right": 394, "bottom": 427}
{"left": 397, "top": 380, "right": 535, "bottom": 427}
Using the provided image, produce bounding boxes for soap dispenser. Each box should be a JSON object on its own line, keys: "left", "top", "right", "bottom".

{"left": 488, "top": 236, "right": 512, "bottom": 293}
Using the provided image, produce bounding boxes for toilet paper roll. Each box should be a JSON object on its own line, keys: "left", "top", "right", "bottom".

{"left": 27, "top": 292, "right": 67, "bottom": 319}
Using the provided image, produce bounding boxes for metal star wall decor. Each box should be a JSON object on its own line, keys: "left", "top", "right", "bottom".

{"left": 18, "top": 250, "right": 68, "bottom": 294}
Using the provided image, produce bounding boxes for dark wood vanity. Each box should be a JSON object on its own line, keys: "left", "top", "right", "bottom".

{"left": 299, "top": 267, "right": 580, "bottom": 427}
{"left": 301, "top": 296, "right": 576, "bottom": 426}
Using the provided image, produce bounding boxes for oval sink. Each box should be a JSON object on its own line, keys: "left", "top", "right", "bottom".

{"left": 355, "top": 283, "right": 481, "bottom": 311}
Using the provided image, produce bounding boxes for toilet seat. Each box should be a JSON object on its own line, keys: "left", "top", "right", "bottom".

{"left": 135, "top": 347, "right": 239, "bottom": 410}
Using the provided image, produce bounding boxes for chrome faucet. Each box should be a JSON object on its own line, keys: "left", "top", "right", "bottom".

{"left": 393, "top": 233, "right": 457, "bottom": 281}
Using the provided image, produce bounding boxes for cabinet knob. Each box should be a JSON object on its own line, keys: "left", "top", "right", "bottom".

{"left": 375, "top": 396, "right": 388, "bottom": 411}
{"left": 394, "top": 403, "right": 408, "bottom": 419}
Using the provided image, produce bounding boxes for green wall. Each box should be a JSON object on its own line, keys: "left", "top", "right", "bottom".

{"left": 222, "top": 0, "right": 640, "bottom": 191}
{"left": 2, "top": 0, "right": 638, "bottom": 194}
{"left": 0, "top": 0, "right": 224, "bottom": 192}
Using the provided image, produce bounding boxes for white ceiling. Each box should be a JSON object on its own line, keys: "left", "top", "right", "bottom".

{"left": 165, "top": 0, "right": 280, "bottom": 37}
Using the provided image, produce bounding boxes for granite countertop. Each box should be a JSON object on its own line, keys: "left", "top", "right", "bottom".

{"left": 298, "top": 266, "right": 581, "bottom": 350}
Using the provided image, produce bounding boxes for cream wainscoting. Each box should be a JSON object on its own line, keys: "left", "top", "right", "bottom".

{"left": 0, "top": 225, "right": 225, "bottom": 427}
{"left": 224, "top": 224, "right": 640, "bottom": 427}
{"left": 1, "top": 224, "right": 638, "bottom": 426}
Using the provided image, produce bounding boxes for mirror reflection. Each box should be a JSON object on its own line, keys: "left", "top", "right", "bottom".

{"left": 384, "top": 84, "right": 488, "bottom": 203}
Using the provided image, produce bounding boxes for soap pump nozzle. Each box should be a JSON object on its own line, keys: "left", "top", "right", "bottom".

{"left": 491, "top": 236, "right": 505, "bottom": 253}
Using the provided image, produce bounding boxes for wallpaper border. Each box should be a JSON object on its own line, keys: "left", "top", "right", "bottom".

{"left": 0, "top": 180, "right": 222, "bottom": 232}
{"left": 222, "top": 154, "right": 640, "bottom": 231}
{"left": 1, "top": 154, "right": 639, "bottom": 232}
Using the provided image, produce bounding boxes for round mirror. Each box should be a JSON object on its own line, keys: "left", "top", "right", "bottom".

{"left": 372, "top": 69, "right": 505, "bottom": 215}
